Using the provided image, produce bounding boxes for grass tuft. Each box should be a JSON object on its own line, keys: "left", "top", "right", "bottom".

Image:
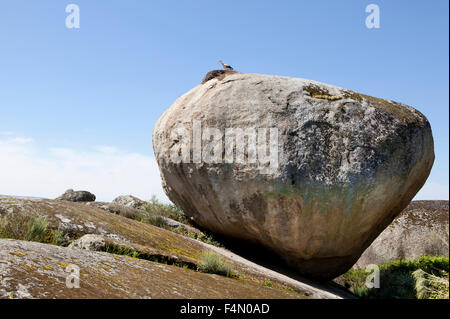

{"left": 197, "top": 250, "right": 235, "bottom": 277}
{"left": 413, "top": 269, "right": 449, "bottom": 299}
{"left": 337, "top": 255, "right": 449, "bottom": 299}
{"left": 0, "top": 212, "right": 66, "bottom": 246}
{"left": 140, "top": 195, "right": 188, "bottom": 224}
{"left": 25, "top": 216, "right": 48, "bottom": 242}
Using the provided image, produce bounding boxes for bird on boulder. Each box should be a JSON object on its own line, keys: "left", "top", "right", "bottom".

{"left": 218, "top": 59, "right": 234, "bottom": 71}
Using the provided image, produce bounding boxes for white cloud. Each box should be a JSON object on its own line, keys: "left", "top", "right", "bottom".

{"left": 0, "top": 136, "right": 168, "bottom": 202}
{"left": 10, "top": 137, "right": 34, "bottom": 144}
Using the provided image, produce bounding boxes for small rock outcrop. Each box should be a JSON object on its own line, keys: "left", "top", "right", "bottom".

{"left": 56, "top": 189, "right": 96, "bottom": 202}
{"left": 68, "top": 234, "right": 106, "bottom": 251}
{"left": 356, "top": 200, "right": 449, "bottom": 267}
{"left": 153, "top": 71, "right": 434, "bottom": 279}
{"left": 201, "top": 69, "right": 239, "bottom": 84}
{"left": 112, "top": 195, "right": 146, "bottom": 209}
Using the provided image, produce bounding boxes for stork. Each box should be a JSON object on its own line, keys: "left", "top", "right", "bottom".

{"left": 218, "top": 59, "right": 234, "bottom": 71}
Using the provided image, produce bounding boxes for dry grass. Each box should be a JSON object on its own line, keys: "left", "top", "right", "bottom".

{"left": 197, "top": 250, "right": 235, "bottom": 277}
{"left": 0, "top": 212, "right": 66, "bottom": 245}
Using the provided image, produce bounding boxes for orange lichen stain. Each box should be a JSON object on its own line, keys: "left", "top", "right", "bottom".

{"left": 55, "top": 262, "right": 70, "bottom": 269}
{"left": 20, "top": 263, "right": 37, "bottom": 271}
{"left": 125, "top": 255, "right": 139, "bottom": 261}
{"left": 94, "top": 265, "right": 111, "bottom": 272}
{"left": 9, "top": 251, "right": 28, "bottom": 257}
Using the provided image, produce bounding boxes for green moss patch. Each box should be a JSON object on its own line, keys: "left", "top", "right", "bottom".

{"left": 336, "top": 255, "right": 449, "bottom": 299}
{"left": 104, "top": 242, "right": 198, "bottom": 271}
{"left": 304, "top": 84, "right": 342, "bottom": 101}
{"left": 341, "top": 89, "right": 421, "bottom": 124}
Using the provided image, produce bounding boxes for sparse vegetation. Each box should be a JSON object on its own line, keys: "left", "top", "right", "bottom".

{"left": 0, "top": 212, "right": 68, "bottom": 246}
{"left": 105, "top": 243, "right": 139, "bottom": 257}
{"left": 171, "top": 226, "right": 223, "bottom": 247}
{"left": 304, "top": 84, "right": 342, "bottom": 101}
{"left": 413, "top": 269, "right": 449, "bottom": 299}
{"left": 104, "top": 242, "right": 197, "bottom": 270}
{"left": 145, "top": 215, "right": 168, "bottom": 228}
{"left": 106, "top": 196, "right": 187, "bottom": 225}
{"left": 108, "top": 195, "right": 225, "bottom": 248}
{"left": 50, "top": 228, "right": 67, "bottom": 246}
{"left": 197, "top": 250, "right": 235, "bottom": 277}
{"left": 140, "top": 195, "right": 188, "bottom": 224}
{"left": 25, "top": 215, "right": 48, "bottom": 242}
{"left": 337, "top": 255, "right": 449, "bottom": 299}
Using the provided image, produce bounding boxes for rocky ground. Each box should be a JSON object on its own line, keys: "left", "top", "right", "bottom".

{"left": 0, "top": 239, "right": 301, "bottom": 299}
{"left": 0, "top": 195, "right": 447, "bottom": 299}
{"left": 0, "top": 195, "right": 351, "bottom": 299}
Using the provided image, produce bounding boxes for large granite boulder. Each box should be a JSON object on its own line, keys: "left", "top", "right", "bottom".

{"left": 153, "top": 71, "right": 434, "bottom": 279}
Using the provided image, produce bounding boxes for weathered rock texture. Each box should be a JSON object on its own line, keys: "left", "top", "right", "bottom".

{"left": 153, "top": 71, "right": 434, "bottom": 279}
{"left": 1, "top": 197, "right": 346, "bottom": 298}
{"left": 0, "top": 197, "right": 207, "bottom": 263}
{"left": 56, "top": 189, "right": 96, "bottom": 202}
{"left": 68, "top": 234, "right": 106, "bottom": 251}
{"left": 0, "top": 239, "right": 302, "bottom": 299}
{"left": 112, "top": 195, "right": 146, "bottom": 209}
{"left": 356, "top": 200, "right": 448, "bottom": 267}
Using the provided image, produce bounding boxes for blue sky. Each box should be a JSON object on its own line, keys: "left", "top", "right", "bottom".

{"left": 0, "top": 0, "right": 448, "bottom": 201}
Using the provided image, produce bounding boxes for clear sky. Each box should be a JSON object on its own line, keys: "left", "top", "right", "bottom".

{"left": 0, "top": 0, "right": 448, "bottom": 201}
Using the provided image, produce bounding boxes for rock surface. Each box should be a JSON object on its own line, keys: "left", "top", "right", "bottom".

{"left": 0, "top": 197, "right": 349, "bottom": 298}
{"left": 56, "top": 189, "right": 96, "bottom": 202}
{"left": 356, "top": 200, "right": 449, "bottom": 267}
{"left": 0, "top": 197, "right": 206, "bottom": 262}
{"left": 153, "top": 71, "right": 434, "bottom": 279}
{"left": 112, "top": 195, "right": 146, "bottom": 209}
{"left": 0, "top": 239, "right": 303, "bottom": 299}
{"left": 84, "top": 200, "right": 202, "bottom": 235}
{"left": 68, "top": 234, "right": 106, "bottom": 251}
